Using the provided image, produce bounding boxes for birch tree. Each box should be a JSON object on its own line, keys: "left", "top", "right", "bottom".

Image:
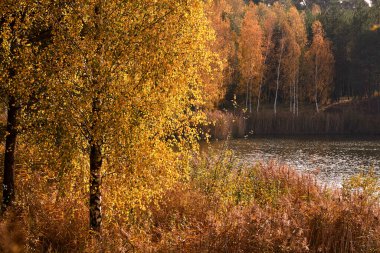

{"left": 205, "top": 0, "right": 234, "bottom": 108}
{"left": 256, "top": 3, "right": 276, "bottom": 112}
{"left": 50, "top": 0, "right": 213, "bottom": 232}
{"left": 305, "top": 20, "right": 334, "bottom": 112}
{"left": 272, "top": 3, "right": 288, "bottom": 115}
{"left": 283, "top": 7, "right": 307, "bottom": 115}
{"left": 238, "top": 4, "right": 263, "bottom": 113}
{"left": 0, "top": 0, "right": 52, "bottom": 209}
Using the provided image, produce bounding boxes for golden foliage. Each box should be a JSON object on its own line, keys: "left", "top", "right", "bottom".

{"left": 238, "top": 3, "right": 263, "bottom": 111}
{"left": 304, "top": 20, "right": 335, "bottom": 108}
{"left": 41, "top": 0, "right": 216, "bottom": 224}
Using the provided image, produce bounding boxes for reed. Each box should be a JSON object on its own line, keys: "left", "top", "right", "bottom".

{"left": 204, "top": 106, "right": 380, "bottom": 139}
{"left": 144, "top": 151, "right": 380, "bottom": 252}
{"left": 203, "top": 110, "right": 246, "bottom": 139}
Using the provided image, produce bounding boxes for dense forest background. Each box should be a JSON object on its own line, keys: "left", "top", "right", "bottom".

{"left": 206, "top": 0, "right": 379, "bottom": 112}
{"left": 203, "top": 0, "right": 380, "bottom": 137}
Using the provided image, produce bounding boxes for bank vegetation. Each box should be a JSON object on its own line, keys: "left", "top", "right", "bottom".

{"left": 1, "top": 148, "right": 380, "bottom": 252}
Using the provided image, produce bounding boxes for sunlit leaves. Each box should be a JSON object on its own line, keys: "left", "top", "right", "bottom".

{"left": 45, "top": 0, "right": 214, "bottom": 225}
{"left": 304, "top": 20, "right": 334, "bottom": 110}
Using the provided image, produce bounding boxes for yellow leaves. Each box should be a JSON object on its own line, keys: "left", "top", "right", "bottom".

{"left": 0, "top": 0, "right": 216, "bottom": 229}
{"left": 39, "top": 0, "right": 214, "bottom": 224}
{"left": 342, "top": 170, "right": 380, "bottom": 204}
{"left": 238, "top": 4, "right": 263, "bottom": 97}
{"left": 369, "top": 24, "right": 380, "bottom": 31}
{"left": 304, "top": 20, "right": 334, "bottom": 104}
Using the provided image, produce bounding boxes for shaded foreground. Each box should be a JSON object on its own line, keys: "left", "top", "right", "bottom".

{"left": 1, "top": 150, "right": 380, "bottom": 252}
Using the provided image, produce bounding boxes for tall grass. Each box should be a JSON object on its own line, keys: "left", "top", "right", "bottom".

{"left": 203, "top": 110, "right": 246, "bottom": 139}
{"left": 204, "top": 108, "right": 380, "bottom": 139}
{"left": 144, "top": 150, "right": 380, "bottom": 252}
{"left": 1, "top": 147, "right": 380, "bottom": 252}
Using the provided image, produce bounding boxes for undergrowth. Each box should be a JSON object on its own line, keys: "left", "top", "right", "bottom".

{"left": 1, "top": 147, "right": 380, "bottom": 252}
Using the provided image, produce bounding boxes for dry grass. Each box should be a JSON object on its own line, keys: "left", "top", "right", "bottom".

{"left": 203, "top": 110, "right": 246, "bottom": 139}
{"left": 144, "top": 157, "right": 380, "bottom": 253}
{"left": 0, "top": 150, "right": 380, "bottom": 252}
{"left": 203, "top": 105, "right": 380, "bottom": 139}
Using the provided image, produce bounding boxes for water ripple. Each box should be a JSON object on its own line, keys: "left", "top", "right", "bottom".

{"left": 210, "top": 137, "right": 380, "bottom": 185}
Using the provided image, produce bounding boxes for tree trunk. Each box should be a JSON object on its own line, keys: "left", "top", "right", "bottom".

{"left": 90, "top": 142, "right": 102, "bottom": 232}
{"left": 89, "top": 97, "right": 102, "bottom": 232}
{"left": 293, "top": 79, "right": 296, "bottom": 114}
{"left": 257, "top": 87, "right": 261, "bottom": 113}
{"left": 257, "top": 35, "right": 271, "bottom": 113}
{"left": 274, "top": 40, "right": 284, "bottom": 115}
{"left": 245, "top": 81, "right": 249, "bottom": 111}
{"left": 249, "top": 79, "right": 252, "bottom": 113}
{"left": 314, "top": 57, "right": 319, "bottom": 113}
{"left": 296, "top": 76, "right": 299, "bottom": 117}
{"left": 2, "top": 96, "right": 19, "bottom": 209}
{"left": 289, "top": 82, "right": 292, "bottom": 112}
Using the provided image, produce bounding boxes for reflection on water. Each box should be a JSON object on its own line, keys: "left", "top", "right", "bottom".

{"left": 209, "top": 137, "right": 380, "bottom": 185}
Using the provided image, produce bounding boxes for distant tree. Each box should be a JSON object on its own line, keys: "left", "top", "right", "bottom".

{"left": 304, "top": 21, "right": 334, "bottom": 112}
{"left": 256, "top": 3, "right": 276, "bottom": 112}
{"left": 319, "top": 4, "right": 354, "bottom": 99}
{"left": 222, "top": 0, "right": 246, "bottom": 107}
{"left": 227, "top": 0, "right": 246, "bottom": 33}
{"left": 238, "top": 3, "right": 263, "bottom": 113}
{"left": 272, "top": 3, "right": 288, "bottom": 115}
{"left": 349, "top": 1, "right": 380, "bottom": 97}
{"left": 205, "top": 0, "right": 235, "bottom": 108}
{"left": 283, "top": 6, "right": 307, "bottom": 115}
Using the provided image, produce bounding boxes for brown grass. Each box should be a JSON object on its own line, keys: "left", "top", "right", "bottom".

{"left": 203, "top": 110, "right": 246, "bottom": 139}
{"left": 144, "top": 159, "right": 380, "bottom": 253}
{"left": 0, "top": 151, "right": 380, "bottom": 252}
{"left": 204, "top": 103, "right": 380, "bottom": 139}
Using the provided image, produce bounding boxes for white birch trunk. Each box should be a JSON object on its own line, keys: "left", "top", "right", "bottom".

{"left": 274, "top": 40, "right": 284, "bottom": 115}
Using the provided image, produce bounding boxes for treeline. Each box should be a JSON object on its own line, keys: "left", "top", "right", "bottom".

{"left": 206, "top": 0, "right": 380, "bottom": 113}
{"left": 319, "top": 0, "right": 380, "bottom": 99}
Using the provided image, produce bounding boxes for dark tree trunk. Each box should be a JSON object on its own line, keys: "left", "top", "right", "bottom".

{"left": 2, "top": 96, "right": 19, "bottom": 209}
{"left": 89, "top": 97, "right": 102, "bottom": 232}
{"left": 89, "top": 142, "right": 102, "bottom": 232}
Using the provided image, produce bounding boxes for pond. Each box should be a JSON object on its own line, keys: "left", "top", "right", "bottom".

{"left": 209, "top": 136, "right": 380, "bottom": 186}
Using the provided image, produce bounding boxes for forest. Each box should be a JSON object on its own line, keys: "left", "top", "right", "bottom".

{"left": 212, "top": 0, "right": 379, "bottom": 111}
{"left": 205, "top": 0, "right": 380, "bottom": 137}
{"left": 0, "top": 0, "right": 379, "bottom": 252}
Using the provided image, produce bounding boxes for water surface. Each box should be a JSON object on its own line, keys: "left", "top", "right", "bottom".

{"left": 209, "top": 136, "right": 380, "bottom": 186}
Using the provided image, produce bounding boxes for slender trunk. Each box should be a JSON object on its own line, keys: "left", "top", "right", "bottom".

{"left": 296, "top": 76, "right": 299, "bottom": 117}
{"left": 289, "top": 82, "right": 292, "bottom": 112}
{"left": 245, "top": 81, "right": 249, "bottom": 111}
{"left": 2, "top": 96, "right": 19, "bottom": 209}
{"left": 249, "top": 79, "right": 252, "bottom": 113}
{"left": 89, "top": 98, "right": 102, "bottom": 232}
{"left": 89, "top": 2, "right": 103, "bottom": 233}
{"left": 257, "top": 39, "right": 271, "bottom": 113}
{"left": 274, "top": 40, "right": 284, "bottom": 115}
{"left": 90, "top": 143, "right": 102, "bottom": 232}
{"left": 257, "top": 88, "right": 261, "bottom": 113}
{"left": 314, "top": 57, "right": 319, "bottom": 113}
{"left": 293, "top": 79, "right": 296, "bottom": 114}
